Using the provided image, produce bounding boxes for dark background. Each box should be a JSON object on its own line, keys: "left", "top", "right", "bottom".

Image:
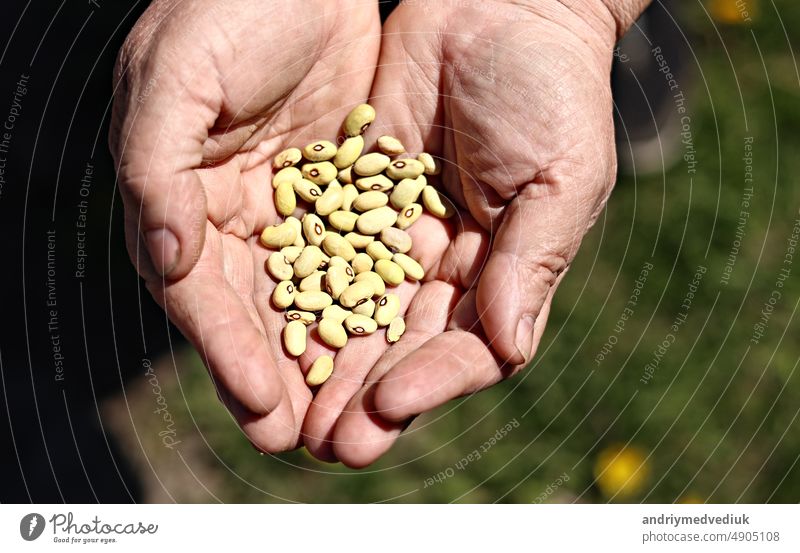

{"left": 0, "top": 0, "right": 165, "bottom": 502}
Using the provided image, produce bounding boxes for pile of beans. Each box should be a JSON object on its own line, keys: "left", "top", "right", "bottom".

{"left": 260, "top": 104, "right": 454, "bottom": 386}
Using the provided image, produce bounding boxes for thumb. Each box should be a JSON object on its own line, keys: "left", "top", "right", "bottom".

{"left": 476, "top": 176, "right": 608, "bottom": 366}
{"left": 110, "top": 36, "right": 220, "bottom": 279}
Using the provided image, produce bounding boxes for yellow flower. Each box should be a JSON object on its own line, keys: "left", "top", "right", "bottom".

{"left": 708, "top": 0, "right": 758, "bottom": 24}
{"left": 594, "top": 444, "right": 649, "bottom": 499}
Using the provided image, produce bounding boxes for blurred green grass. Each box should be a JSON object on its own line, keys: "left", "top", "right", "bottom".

{"left": 124, "top": 1, "right": 800, "bottom": 503}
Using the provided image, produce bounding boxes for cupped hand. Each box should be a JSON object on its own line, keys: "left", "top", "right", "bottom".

{"left": 109, "top": 0, "right": 381, "bottom": 451}
{"left": 307, "top": 0, "right": 625, "bottom": 467}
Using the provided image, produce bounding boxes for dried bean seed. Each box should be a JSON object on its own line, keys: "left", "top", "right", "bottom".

{"left": 328, "top": 256, "right": 349, "bottom": 270}
{"left": 387, "top": 317, "right": 406, "bottom": 342}
{"left": 417, "top": 152, "right": 441, "bottom": 175}
{"left": 374, "top": 259, "right": 405, "bottom": 286}
{"left": 315, "top": 180, "right": 344, "bottom": 216}
{"left": 354, "top": 153, "right": 391, "bottom": 176}
{"left": 299, "top": 270, "right": 326, "bottom": 292}
{"left": 395, "top": 203, "right": 422, "bottom": 230}
{"left": 341, "top": 184, "right": 358, "bottom": 210}
{"left": 328, "top": 210, "right": 359, "bottom": 231}
{"left": 373, "top": 294, "right": 400, "bottom": 326}
{"left": 333, "top": 135, "right": 364, "bottom": 168}
{"left": 267, "top": 251, "right": 294, "bottom": 281}
{"left": 354, "top": 271, "right": 385, "bottom": 297}
{"left": 260, "top": 222, "right": 297, "bottom": 248}
{"left": 366, "top": 240, "right": 393, "bottom": 261}
{"left": 352, "top": 299, "right": 375, "bottom": 317}
{"left": 272, "top": 166, "right": 302, "bottom": 189}
{"left": 339, "top": 280, "right": 374, "bottom": 308}
{"left": 293, "top": 178, "right": 323, "bottom": 202}
{"left": 389, "top": 176, "right": 425, "bottom": 209}
{"left": 353, "top": 190, "right": 389, "bottom": 211}
{"left": 321, "top": 304, "right": 351, "bottom": 323}
{"left": 325, "top": 266, "right": 350, "bottom": 299}
{"left": 275, "top": 180, "right": 296, "bottom": 216}
{"left": 293, "top": 245, "right": 324, "bottom": 278}
{"left": 284, "top": 320, "right": 307, "bottom": 356}
{"left": 306, "top": 355, "right": 334, "bottom": 386}
{"left": 393, "top": 253, "right": 425, "bottom": 281}
{"left": 286, "top": 310, "right": 316, "bottom": 325}
{"left": 272, "top": 280, "right": 296, "bottom": 309}
{"left": 380, "top": 227, "right": 412, "bottom": 253}
{"left": 302, "top": 213, "right": 327, "bottom": 246}
{"left": 302, "top": 161, "right": 337, "bottom": 185}
{"left": 273, "top": 148, "right": 302, "bottom": 169}
{"left": 322, "top": 233, "right": 356, "bottom": 261}
{"left": 343, "top": 104, "right": 375, "bottom": 137}
{"left": 351, "top": 252, "right": 374, "bottom": 274}
{"left": 285, "top": 216, "right": 304, "bottom": 247}
{"left": 344, "top": 314, "right": 378, "bottom": 335}
{"left": 303, "top": 140, "right": 337, "bottom": 162}
{"left": 385, "top": 158, "right": 425, "bottom": 180}
{"left": 338, "top": 166, "right": 353, "bottom": 184}
{"left": 422, "top": 185, "right": 455, "bottom": 218}
{"left": 377, "top": 135, "right": 405, "bottom": 155}
{"left": 294, "top": 290, "right": 333, "bottom": 311}
{"left": 280, "top": 246, "right": 303, "bottom": 263}
{"left": 318, "top": 318, "right": 348, "bottom": 348}
{"left": 355, "top": 174, "right": 393, "bottom": 192}
{"left": 345, "top": 232, "right": 374, "bottom": 249}
{"left": 319, "top": 252, "right": 331, "bottom": 270}
{"left": 356, "top": 206, "right": 398, "bottom": 235}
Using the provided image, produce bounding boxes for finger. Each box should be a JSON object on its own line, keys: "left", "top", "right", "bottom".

{"left": 419, "top": 211, "right": 490, "bottom": 290}
{"left": 373, "top": 288, "right": 508, "bottom": 422}
{"left": 331, "top": 281, "right": 460, "bottom": 468}
{"left": 146, "top": 224, "right": 283, "bottom": 416}
{"left": 301, "top": 280, "right": 420, "bottom": 461}
{"left": 475, "top": 154, "right": 614, "bottom": 365}
{"left": 217, "top": 386, "right": 303, "bottom": 454}
{"left": 111, "top": 27, "right": 220, "bottom": 279}
{"left": 250, "top": 236, "right": 315, "bottom": 452}
{"left": 373, "top": 329, "right": 509, "bottom": 423}
{"left": 364, "top": 7, "right": 443, "bottom": 153}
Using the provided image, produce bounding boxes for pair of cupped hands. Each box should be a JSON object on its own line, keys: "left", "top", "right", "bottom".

{"left": 109, "top": 0, "right": 639, "bottom": 467}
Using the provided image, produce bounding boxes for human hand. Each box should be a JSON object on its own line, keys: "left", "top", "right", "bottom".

{"left": 109, "top": 0, "right": 381, "bottom": 451}
{"left": 308, "top": 0, "right": 645, "bottom": 467}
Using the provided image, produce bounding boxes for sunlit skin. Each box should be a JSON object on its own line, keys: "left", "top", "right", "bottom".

{"left": 110, "top": 0, "right": 641, "bottom": 467}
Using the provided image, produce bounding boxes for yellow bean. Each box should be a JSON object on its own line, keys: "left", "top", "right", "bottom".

{"left": 343, "top": 104, "right": 375, "bottom": 137}
{"left": 273, "top": 148, "right": 302, "bottom": 169}
{"left": 272, "top": 166, "right": 302, "bottom": 189}
{"left": 306, "top": 355, "right": 335, "bottom": 386}
{"left": 303, "top": 140, "right": 337, "bottom": 162}
{"left": 333, "top": 135, "right": 364, "bottom": 168}
{"left": 375, "top": 259, "right": 405, "bottom": 286}
{"left": 260, "top": 222, "right": 297, "bottom": 248}
{"left": 284, "top": 320, "right": 307, "bottom": 356}
{"left": 318, "top": 318, "right": 348, "bottom": 348}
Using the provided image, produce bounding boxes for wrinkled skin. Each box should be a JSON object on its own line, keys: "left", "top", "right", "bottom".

{"left": 110, "top": 0, "right": 621, "bottom": 466}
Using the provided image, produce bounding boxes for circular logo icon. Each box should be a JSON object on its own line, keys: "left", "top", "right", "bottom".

{"left": 20, "top": 513, "right": 45, "bottom": 541}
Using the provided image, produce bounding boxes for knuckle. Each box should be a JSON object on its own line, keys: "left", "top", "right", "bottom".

{"left": 515, "top": 252, "right": 568, "bottom": 287}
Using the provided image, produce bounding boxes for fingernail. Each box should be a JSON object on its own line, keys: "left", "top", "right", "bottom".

{"left": 145, "top": 228, "right": 180, "bottom": 276}
{"left": 515, "top": 314, "right": 535, "bottom": 363}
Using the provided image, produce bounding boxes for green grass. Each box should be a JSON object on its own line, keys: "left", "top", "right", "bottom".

{"left": 139, "top": 2, "right": 800, "bottom": 503}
